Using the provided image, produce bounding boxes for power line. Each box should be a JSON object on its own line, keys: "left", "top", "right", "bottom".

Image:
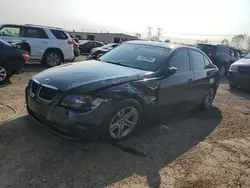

{"left": 163, "top": 36, "right": 222, "bottom": 43}
{"left": 163, "top": 32, "right": 245, "bottom": 37}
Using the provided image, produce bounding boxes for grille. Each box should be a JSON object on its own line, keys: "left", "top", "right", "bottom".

{"left": 38, "top": 85, "right": 58, "bottom": 101}
{"left": 238, "top": 66, "right": 250, "bottom": 74}
{"left": 30, "top": 80, "right": 40, "bottom": 95}
{"left": 29, "top": 79, "right": 58, "bottom": 101}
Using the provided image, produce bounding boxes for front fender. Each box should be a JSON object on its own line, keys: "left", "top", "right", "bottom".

{"left": 96, "top": 78, "right": 160, "bottom": 116}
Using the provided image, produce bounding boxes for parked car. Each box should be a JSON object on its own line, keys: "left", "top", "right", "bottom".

{"left": 0, "top": 24, "right": 74, "bottom": 67}
{"left": 72, "top": 38, "right": 80, "bottom": 60}
{"left": 79, "top": 40, "right": 104, "bottom": 54}
{"left": 0, "top": 39, "right": 29, "bottom": 84}
{"left": 195, "top": 44, "right": 242, "bottom": 76}
{"left": 228, "top": 52, "right": 250, "bottom": 90}
{"left": 88, "top": 43, "right": 120, "bottom": 60}
{"left": 25, "top": 41, "right": 220, "bottom": 141}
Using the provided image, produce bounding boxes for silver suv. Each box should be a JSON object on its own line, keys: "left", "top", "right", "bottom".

{"left": 0, "top": 24, "right": 74, "bottom": 67}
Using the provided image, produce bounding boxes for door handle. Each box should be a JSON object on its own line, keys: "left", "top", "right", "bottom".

{"left": 41, "top": 41, "right": 48, "bottom": 44}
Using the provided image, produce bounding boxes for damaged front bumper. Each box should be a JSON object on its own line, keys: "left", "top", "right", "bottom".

{"left": 25, "top": 87, "right": 114, "bottom": 139}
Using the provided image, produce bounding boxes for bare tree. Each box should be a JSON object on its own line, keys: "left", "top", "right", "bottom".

{"left": 164, "top": 39, "right": 170, "bottom": 43}
{"left": 135, "top": 33, "right": 141, "bottom": 39}
{"left": 231, "top": 34, "right": 247, "bottom": 49}
{"left": 246, "top": 36, "right": 250, "bottom": 50}
{"left": 221, "top": 39, "right": 229, "bottom": 45}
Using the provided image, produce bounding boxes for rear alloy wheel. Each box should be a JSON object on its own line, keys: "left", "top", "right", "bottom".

{"left": 219, "top": 65, "right": 226, "bottom": 76}
{"left": 109, "top": 107, "right": 139, "bottom": 140}
{"left": 229, "top": 83, "right": 237, "bottom": 90}
{"left": 203, "top": 88, "right": 215, "bottom": 110}
{"left": 0, "top": 65, "right": 10, "bottom": 84}
{"left": 44, "top": 51, "right": 63, "bottom": 67}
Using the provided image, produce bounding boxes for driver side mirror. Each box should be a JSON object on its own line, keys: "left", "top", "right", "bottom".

{"left": 162, "top": 67, "right": 178, "bottom": 77}
{"left": 168, "top": 67, "right": 178, "bottom": 75}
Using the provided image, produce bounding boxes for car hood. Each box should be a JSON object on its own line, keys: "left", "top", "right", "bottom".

{"left": 32, "top": 60, "right": 153, "bottom": 93}
{"left": 233, "top": 58, "right": 250, "bottom": 66}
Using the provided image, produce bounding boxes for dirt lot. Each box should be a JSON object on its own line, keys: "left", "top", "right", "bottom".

{"left": 0, "top": 56, "right": 250, "bottom": 188}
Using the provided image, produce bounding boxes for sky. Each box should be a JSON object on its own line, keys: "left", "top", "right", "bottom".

{"left": 1, "top": 0, "right": 250, "bottom": 43}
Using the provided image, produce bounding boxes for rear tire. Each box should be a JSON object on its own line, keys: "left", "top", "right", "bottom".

{"left": 43, "top": 51, "right": 63, "bottom": 67}
{"left": 229, "top": 83, "right": 237, "bottom": 90}
{"left": 219, "top": 65, "right": 226, "bottom": 76}
{"left": 0, "top": 64, "right": 11, "bottom": 84}
{"left": 201, "top": 88, "right": 215, "bottom": 111}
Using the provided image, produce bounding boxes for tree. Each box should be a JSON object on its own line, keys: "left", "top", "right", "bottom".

{"left": 221, "top": 39, "right": 229, "bottom": 45}
{"left": 246, "top": 36, "right": 250, "bottom": 50}
{"left": 231, "top": 34, "right": 247, "bottom": 49}
{"left": 135, "top": 33, "right": 141, "bottom": 39}
{"left": 164, "top": 39, "right": 170, "bottom": 43}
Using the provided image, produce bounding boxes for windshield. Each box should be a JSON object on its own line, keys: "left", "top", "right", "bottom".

{"left": 99, "top": 43, "right": 170, "bottom": 71}
{"left": 243, "top": 52, "right": 250, "bottom": 58}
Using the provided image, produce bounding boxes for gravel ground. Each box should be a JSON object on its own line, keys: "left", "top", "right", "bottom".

{"left": 0, "top": 57, "right": 250, "bottom": 188}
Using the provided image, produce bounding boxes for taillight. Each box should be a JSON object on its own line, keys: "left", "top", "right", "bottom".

{"left": 68, "top": 40, "right": 74, "bottom": 45}
{"left": 22, "top": 54, "right": 29, "bottom": 62}
{"left": 208, "top": 53, "right": 216, "bottom": 57}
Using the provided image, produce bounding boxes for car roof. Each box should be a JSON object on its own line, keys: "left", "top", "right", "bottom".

{"left": 124, "top": 40, "right": 197, "bottom": 51}
{"left": 0, "top": 24, "right": 64, "bottom": 30}
{"left": 196, "top": 43, "right": 238, "bottom": 50}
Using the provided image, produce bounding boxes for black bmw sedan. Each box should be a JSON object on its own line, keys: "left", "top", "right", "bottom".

{"left": 25, "top": 41, "right": 220, "bottom": 141}
{"left": 228, "top": 53, "right": 250, "bottom": 90}
{"left": 0, "top": 39, "right": 29, "bottom": 84}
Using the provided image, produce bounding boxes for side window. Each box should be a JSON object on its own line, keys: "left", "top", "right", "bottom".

{"left": 234, "top": 50, "right": 240, "bottom": 59}
{"left": 95, "top": 42, "right": 103, "bottom": 47}
{"left": 229, "top": 48, "right": 235, "bottom": 57}
{"left": 0, "top": 26, "right": 24, "bottom": 37}
{"left": 189, "top": 49, "right": 205, "bottom": 70}
{"left": 169, "top": 49, "right": 190, "bottom": 73}
{"left": 204, "top": 56, "right": 212, "bottom": 69}
{"left": 50, "top": 30, "right": 68, "bottom": 40}
{"left": 24, "top": 27, "right": 48, "bottom": 39}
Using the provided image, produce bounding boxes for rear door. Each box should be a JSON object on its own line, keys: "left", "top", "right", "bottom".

{"left": 23, "top": 27, "right": 49, "bottom": 60}
{"left": 158, "top": 48, "right": 194, "bottom": 115}
{"left": 189, "top": 49, "right": 217, "bottom": 105}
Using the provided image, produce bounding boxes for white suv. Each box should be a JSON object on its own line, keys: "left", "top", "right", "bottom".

{"left": 0, "top": 24, "right": 74, "bottom": 67}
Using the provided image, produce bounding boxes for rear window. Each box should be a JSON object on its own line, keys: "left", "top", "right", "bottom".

{"left": 24, "top": 27, "right": 48, "bottom": 39}
{"left": 217, "top": 46, "right": 229, "bottom": 54}
{"left": 50, "top": 30, "right": 68, "bottom": 40}
{"left": 196, "top": 44, "right": 216, "bottom": 54}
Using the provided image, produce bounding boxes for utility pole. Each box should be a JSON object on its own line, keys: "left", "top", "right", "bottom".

{"left": 147, "top": 27, "right": 152, "bottom": 40}
{"left": 157, "top": 28, "right": 162, "bottom": 41}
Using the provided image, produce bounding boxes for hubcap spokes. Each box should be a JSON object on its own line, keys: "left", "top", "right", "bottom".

{"left": 47, "top": 53, "right": 60, "bottom": 66}
{"left": 0, "top": 66, "right": 7, "bottom": 81}
{"left": 205, "top": 89, "right": 214, "bottom": 108}
{"left": 109, "top": 107, "right": 139, "bottom": 139}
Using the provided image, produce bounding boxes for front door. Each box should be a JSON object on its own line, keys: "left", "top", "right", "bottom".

{"left": 157, "top": 48, "right": 194, "bottom": 116}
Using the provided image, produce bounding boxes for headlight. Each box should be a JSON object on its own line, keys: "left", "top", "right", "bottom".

{"left": 229, "top": 64, "right": 238, "bottom": 71}
{"left": 61, "top": 95, "right": 106, "bottom": 111}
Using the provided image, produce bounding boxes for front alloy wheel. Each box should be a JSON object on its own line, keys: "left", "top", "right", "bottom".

{"left": 219, "top": 65, "right": 226, "bottom": 76}
{"left": 0, "top": 65, "right": 10, "bottom": 84}
{"left": 109, "top": 107, "right": 139, "bottom": 140}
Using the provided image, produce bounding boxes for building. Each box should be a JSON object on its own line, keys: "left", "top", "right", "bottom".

{"left": 69, "top": 32, "right": 138, "bottom": 43}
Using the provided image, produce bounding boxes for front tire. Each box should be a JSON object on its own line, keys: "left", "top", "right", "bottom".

{"left": 101, "top": 100, "right": 142, "bottom": 142}
{"left": 43, "top": 51, "right": 63, "bottom": 67}
{"left": 0, "top": 65, "right": 11, "bottom": 84}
